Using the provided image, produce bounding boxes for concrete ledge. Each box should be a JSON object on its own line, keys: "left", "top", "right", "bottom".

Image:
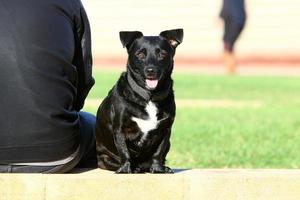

{"left": 1, "top": 169, "right": 300, "bottom": 200}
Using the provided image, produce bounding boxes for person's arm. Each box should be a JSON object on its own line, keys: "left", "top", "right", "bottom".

{"left": 73, "top": 1, "right": 95, "bottom": 111}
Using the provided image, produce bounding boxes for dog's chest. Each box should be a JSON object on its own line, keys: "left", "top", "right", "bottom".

{"left": 131, "top": 101, "right": 159, "bottom": 137}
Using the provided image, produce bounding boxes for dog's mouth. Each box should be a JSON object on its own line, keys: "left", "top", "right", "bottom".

{"left": 145, "top": 79, "right": 158, "bottom": 90}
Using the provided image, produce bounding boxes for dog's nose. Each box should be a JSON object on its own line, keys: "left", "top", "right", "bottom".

{"left": 145, "top": 67, "right": 155, "bottom": 74}
{"left": 144, "top": 67, "right": 157, "bottom": 79}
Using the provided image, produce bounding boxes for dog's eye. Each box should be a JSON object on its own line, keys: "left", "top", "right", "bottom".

{"left": 135, "top": 52, "right": 146, "bottom": 60}
{"left": 158, "top": 50, "right": 168, "bottom": 60}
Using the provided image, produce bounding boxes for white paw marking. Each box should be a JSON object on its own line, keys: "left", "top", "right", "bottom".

{"left": 131, "top": 101, "right": 158, "bottom": 140}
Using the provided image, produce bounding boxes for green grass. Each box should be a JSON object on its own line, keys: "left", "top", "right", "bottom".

{"left": 84, "top": 70, "right": 300, "bottom": 168}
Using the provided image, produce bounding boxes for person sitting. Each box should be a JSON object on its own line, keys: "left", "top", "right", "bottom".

{"left": 0, "top": 0, "right": 97, "bottom": 173}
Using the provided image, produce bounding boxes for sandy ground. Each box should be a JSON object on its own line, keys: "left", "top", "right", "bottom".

{"left": 93, "top": 56, "right": 300, "bottom": 76}
{"left": 95, "top": 64, "right": 300, "bottom": 76}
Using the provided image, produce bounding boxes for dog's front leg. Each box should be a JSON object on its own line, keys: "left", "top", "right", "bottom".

{"left": 150, "top": 129, "right": 173, "bottom": 173}
{"left": 113, "top": 129, "right": 132, "bottom": 173}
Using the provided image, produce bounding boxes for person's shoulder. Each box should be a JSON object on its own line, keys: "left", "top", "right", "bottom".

{"left": 52, "top": 0, "right": 82, "bottom": 13}
{"left": 59, "top": 0, "right": 85, "bottom": 18}
{"left": 68, "top": 0, "right": 84, "bottom": 9}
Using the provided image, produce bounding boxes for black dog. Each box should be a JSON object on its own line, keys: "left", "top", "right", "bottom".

{"left": 96, "top": 29, "right": 183, "bottom": 173}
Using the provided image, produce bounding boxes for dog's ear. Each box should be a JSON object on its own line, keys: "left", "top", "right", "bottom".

{"left": 119, "top": 31, "right": 143, "bottom": 50}
{"left": 159, "top": 29, "right": 183, "bottom": 48}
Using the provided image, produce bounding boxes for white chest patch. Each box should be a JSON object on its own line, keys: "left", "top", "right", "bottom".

{"left": 131, "top": 101, "right": 159, "bottom": 138}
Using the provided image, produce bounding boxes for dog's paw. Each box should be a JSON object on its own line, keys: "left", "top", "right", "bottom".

{"left": 132, "top": 167, "right": 145, "bottom": 173}
{"left": 150, "top": 165, "right": 174, "bottom": 174}
{"left": 116, "top": 162, "right": 132, "bottom": 174}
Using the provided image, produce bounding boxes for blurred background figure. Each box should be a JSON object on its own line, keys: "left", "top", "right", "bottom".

{"left": 84, "top": 0, "right": 300, "bottom": 75}
{"left": 220, "top": 0, "right": 246, "bottom": 74}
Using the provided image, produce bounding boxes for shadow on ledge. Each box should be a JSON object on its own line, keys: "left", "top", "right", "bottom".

{"left": 70, "top": 168, "right": 190, "bottom": 174}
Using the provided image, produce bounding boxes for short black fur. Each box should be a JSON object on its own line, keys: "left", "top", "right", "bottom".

{"left": 96, "top": 29, "right": 183, "bottom": 173}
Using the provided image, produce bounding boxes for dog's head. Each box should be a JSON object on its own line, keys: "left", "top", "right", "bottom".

{"left": 120, "top": 29, "right": 183, "bottom": 91}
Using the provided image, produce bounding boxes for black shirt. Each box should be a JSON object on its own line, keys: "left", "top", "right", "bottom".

{"left": 0, "top": 0, "right": 94, "bottom": 163}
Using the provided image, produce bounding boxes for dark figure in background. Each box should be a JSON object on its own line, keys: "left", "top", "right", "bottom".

{"left": 0, "top": 0, "right": 97, "bottom": 173}
{"left": 220, "top": 0, "right": 246, "bottom": 74}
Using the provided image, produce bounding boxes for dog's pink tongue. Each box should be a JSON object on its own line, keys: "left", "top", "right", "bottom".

{"left": 146, "top": 79, "right": 158, "bottom": 89}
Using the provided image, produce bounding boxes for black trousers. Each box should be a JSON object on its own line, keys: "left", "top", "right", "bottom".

{"left": 223, "top": 17, "right": 245, "bottom": 52}
{"left": 0, "top": 112, "right": 97, "bottom": 173}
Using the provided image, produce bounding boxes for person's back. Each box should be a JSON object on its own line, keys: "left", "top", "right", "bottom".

{"left": 0, "top": 0, "right": 95, "bottom": 168}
